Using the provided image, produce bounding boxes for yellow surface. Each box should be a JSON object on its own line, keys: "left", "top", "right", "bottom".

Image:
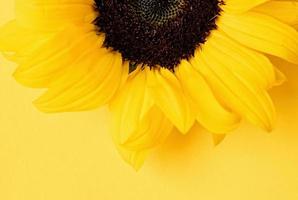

{"left": 1, "top": 2, "right": 298, "bottom": 200}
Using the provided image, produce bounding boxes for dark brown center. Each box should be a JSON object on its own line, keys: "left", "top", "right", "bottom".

{"left": 94, "top": 0, "right": 222, "bottom": 71}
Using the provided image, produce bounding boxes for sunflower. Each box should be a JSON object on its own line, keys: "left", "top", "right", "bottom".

{"left": 0, "top": 0, "right": 297, "bottom": 170}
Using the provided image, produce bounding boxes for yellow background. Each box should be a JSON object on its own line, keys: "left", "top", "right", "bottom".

{"left": 1, "top": 2, "right": 298, "bottom": 199}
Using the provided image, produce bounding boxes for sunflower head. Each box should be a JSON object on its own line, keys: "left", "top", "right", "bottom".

{"left": 0, "top": 0, "right": 297, "bottom": 170}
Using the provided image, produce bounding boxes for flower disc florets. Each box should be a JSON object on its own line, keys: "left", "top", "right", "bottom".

{"left": 95, "top": 0, "right": 222, "bottom": 70}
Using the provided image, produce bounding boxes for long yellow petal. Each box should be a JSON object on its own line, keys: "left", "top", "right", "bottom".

{"left": 252, "top": 1, "right": 298, "bottom": 28}
{"left": 219, "top": 12, "right": 298, "bottom": 64}
{"left": 207, "top": 31, "right": 280, "bottom": 89}
{"left": 146, "top": 68, "right": 195, "bottom": 134}
{"left": 0, "top": 20, "right": 50, "bottom": 58}
{"left": 123, "top": 106, "right": 173, "bottom": 151}
{"left": 223, "top": 0, "right": 269, "bottom": 14}
{"left": 110, "top": 68, "right": 149, "bottom": 144}
{"left": 15, "top": 0, "right": 95, "bottom": 31}
{"left": 176, "top": 60, "right": 241, "bottom": 134}
{"left": 112, "top": 106, "right": 172, "bottom": 170}
{"left": 14, "top": 25, "right": 101, "bottom": 88}
{"left": 110, "top": 70, "right": 173, "bottom": 169}
{"left": 33, "top": 50, "right": 124, "bottom": 112}
{"left": 192, "top": 42, "right": 276, "bottom": 131}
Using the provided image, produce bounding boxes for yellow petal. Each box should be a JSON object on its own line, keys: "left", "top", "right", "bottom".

{"left": 34, "top": 50, "right": 125, "bottom": 112}
{"left": 273, "top": 67, "right": 287, "bottom": 87}
{"left": 192, "top": 41, "right": 276, "bottom": 131}
{"left": 110, "top": 68, "right": 149, "bottom": 144}
{"left": 208, "top": 31, "right": 278, "bottom": 89}
{"left": 14, "top": 25, "right": 101, "bottom": 88}
{"left": 110, "top": 71, "right": 173, "bottom": 168}
{"left": 212, "top": 134, "right": 226, "bottom": 146}
{"left": 15, "top": 0, "right": 95, "bottom": 31}
{"left": 116, "top": 145, "right": 149, "bottom": 171}
{"left": 0, "top": 20, "right": 50, "bottom": 57}
{"left": 219, "top": 12, "right": 298, "bottom": 64}
{"left": 146, "top": 68, "right": 195, "bottom": 134}
{"left": 252, "top": 1, "right": 298, "bottom": 28}
{"left": 123, "top": 106, "right": 173, "bottom": 151}
{"left": 112, "top": 106, "right": 172, "bottom": 170}
{"left": 176, "top": 60, "right": 241, "bottom": 134}
{"left": 224, "top": 0, "right": 269, "bottom": 14}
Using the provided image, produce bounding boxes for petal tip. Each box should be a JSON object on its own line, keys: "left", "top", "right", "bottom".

{"left": 212, "top": 134, "right": 226, "bottom": 146}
